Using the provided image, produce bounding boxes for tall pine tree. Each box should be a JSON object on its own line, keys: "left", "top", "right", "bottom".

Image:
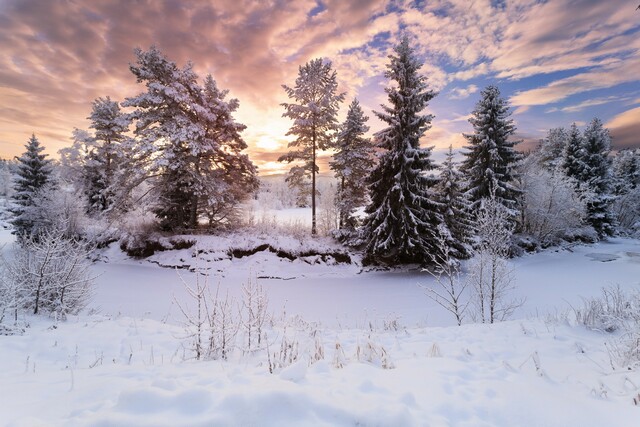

{"left": 581, "top": 118, "right": 615, "bottom": 236}
{"left": 11, "top": 134, "right": 53, "bottom": 238}
{"left": 330, "top": 98, "right": 374, "bottom": 231}
{"left": 279, "top": 58, "right": 345, "bottom": 235}
{"left": 361, "top": 36, "right": 442, "bottom": 266}
{"left": 561, "top": 123, "right": 585, "bottom": 180}
{"left": 460, "top": 85, "right": 523, "bottom": 215}
{"left": 437, "top": 146, "right": 474, "bottom": 261}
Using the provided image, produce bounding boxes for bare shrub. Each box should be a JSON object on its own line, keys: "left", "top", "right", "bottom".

{"left": 1, "top": 227, "right": 95, "bottom": 320}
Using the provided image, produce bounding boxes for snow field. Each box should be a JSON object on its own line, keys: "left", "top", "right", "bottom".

{"left": 1, "top": 315, "right": 639, "bottom": 426}
{"left": 1, "top": 228, "right": 640, "bottom": 426}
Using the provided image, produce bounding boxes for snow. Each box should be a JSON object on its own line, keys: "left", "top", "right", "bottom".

{"left": 1, "top": 225, "right": 640, "bottom": 426}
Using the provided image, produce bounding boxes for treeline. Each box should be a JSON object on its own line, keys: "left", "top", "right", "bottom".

{"left": 7, "top": 37, "right": 640, "bottom": 269}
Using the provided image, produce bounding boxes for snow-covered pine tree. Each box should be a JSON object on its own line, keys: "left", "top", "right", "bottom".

{"left": 580, "top": 118, "right": 616, "bottom": 236}
{"left": 612, "top": 148, "right": 640, "bottom": 194}
{"left": 561, "top": 123, "right": 586, "bottom": 181}
{"left": 85, "top": 96, "right": 129, "bottom": 212}
{"left": 537, "top": 127, "right": 567, "bottom": 170}
{"left": 330, "top": 98, "right": 375, "bottom": 232}
{"left": 460, "top": 85, "right": 523, "bottom": 215}
{"left": 611, "top": 148, "right": 640, "bottom": 231}
{"left": 437, "top": 145, "right": 474, "bottom": 261}
{"left": 360, "top": 36, "right": 442, "bottom": 266}
{"left": 279, "top": 58, "right": 345, "bottom": 235}
{"left": 123, "top": 47, "right": 258, "bottom": 230}
{"left": 10, "top": 134, "right": 53, "bottom": 238}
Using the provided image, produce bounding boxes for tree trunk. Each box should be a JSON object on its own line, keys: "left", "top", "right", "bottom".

{"left": 311, "top": 128, "right": 317, "bottom": 236}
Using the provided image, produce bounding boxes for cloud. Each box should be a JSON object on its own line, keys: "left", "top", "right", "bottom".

{"left": 510, "top": 57, "right": 640, "bottom": 107}
{"left": 606, "top": 107, "right": 640, "bottom": 150}
{"left": 448, "top": 84, "right": 478, "bottom": 100}
{"left": 546, "top": 96, "right": 626, "bottom": 113}
{"left": 0, "top": 0, "right": 638, "bottom": 171}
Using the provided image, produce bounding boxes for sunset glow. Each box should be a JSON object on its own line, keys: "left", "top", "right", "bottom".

{"left": 1, "top": 0, "right": 639, "bottom": 175}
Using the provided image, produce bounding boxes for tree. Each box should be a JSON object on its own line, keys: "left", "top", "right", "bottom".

{"left": 85, "top": 96, "right": 129, "bottom": 212}
{"left": 563, "top": 118, "right": 615, "bottom": 237}
{"left": 460, "top": 85, "right": 523, "bottom": 215}
{"left": 469, "top": 193, "right": 523, "bottom": 324}
{"left": 2, "top": 227, "right": 95, "bottom": 318}
{"left": 422, "top": 224, "right": 470, "bottom": 326}
{"left": 11, "top": 134, "right": 53, "bottom": 238}
{"left": 330, "top": 98, "right": 375, "bottom": 231}
{"left": 360, "top": 36, "right": 442, "bottom": 266}
{"left": 536, "top": 127, "right": 567, "bottom": 171}
{"left": 436, "top": 146, "right": 474, "bottom": 261}
{"left": 520, "top": 155, "right": 587, "bottom": 245}
{"left": 279, "top": 58, "right": 345, "bottom": 235}
{"left": 123, "top": 47, "right": 258, "bottom": 231}
{"left": 611, "top": 148, "right": 640, "bottom": 232}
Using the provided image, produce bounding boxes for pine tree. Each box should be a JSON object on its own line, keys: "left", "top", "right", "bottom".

{"left": 123, "top": 47, "right": 258, "bottom": 230}
{"left": 85, "top": 96, "right": 129, "bottom": 212}
{"left": 611, "top": 148, "right": 640, "bottom": 230}
{"left": 279, "top": 58, "right": 345, "bottom": 235}
{"left": 561, "top": 123, "right": 586, "bottom": 181}
{"left": 460, "top": 85, "right": 523, "bottom": 215}
{"left": 437, "top": 146, "right": 474, "bottom": 261}
{"left": 537, "top": 127, "right": 567, "bottom": 170}
{"left": 360, "top": 36, "right": 442, "bottom": 266}
{"left": 11, "top": 134, "right": 53, "bottom": 238}
{"left": 330, "top": 98, "right": 375, "bottom": 231}
{"left": 581, "top": 118, "right": 616, "bottom": 236}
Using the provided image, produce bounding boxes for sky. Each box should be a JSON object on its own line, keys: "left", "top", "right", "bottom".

{"left": 0, "top": 0, "right": 639, "bottom": 175}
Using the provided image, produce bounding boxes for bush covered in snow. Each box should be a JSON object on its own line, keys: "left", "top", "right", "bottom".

{"left": 0, "top": 227, "right": 96, "bottom": 323}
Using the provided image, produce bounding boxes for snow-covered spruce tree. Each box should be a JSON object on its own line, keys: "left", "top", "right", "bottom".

{"left": 536, "top": 127, "right": 567, "bottom": 171}
{"left": 561, "top": 123, "right": 586, "bottom": 181}
{"left": 11, "top": 134, "right": 53, "bottom": 239}
{"left": 279, "top": 58, "right": 345, "bottom": 235}
{"left": 360, "top": 36, "right": 442, "bottom": 266}
{"left": 84, "top": 96, "right": 129, "bottom": 213}
{"left": 563, "top": 118, "right": 615, "bottom": 237}
{"left": 436, "top": 145, "right": 474, "bottom": 261}
{"left": 460, "top": 85, "right": 523, "bottom": 215}
{"left": 611, "top": 148, "right": 640, "bottom": 232}
{"left": 123, "top": 47, "right": 258, "bottom": 231}
{"left": 330, "top": 98, "right": 375, "bottom": 232}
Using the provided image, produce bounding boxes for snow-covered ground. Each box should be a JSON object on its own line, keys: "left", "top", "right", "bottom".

{"left": 1, "top": 224, "right": 640, "bottom": 426}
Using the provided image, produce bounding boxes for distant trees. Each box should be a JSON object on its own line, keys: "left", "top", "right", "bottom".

{"left": 279, "top": 58, "right": 345, "bottom": 235}
{"left": 361, "top": 36, "right": 442, "bottom": 266}
{"left": 330, "top": 99, "right": 374, "bottom": 232}
{"left": 10, "top": 134, "right": 53, "bottom": 239}
{"left": 460, "top": 85, "right": 523, "bottom": 216}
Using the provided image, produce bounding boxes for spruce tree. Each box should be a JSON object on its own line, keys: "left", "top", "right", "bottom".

{"left": 330, "top": 98, "right": 375, "bottom": 231}
{"left": 581, "top": 118, "right": 616, "bottom": 236}
{"left": 561, "top": 123, "right": 586, "bottom": 181}
{"left": 11, "top": 134, "right": 52, "bottom": 238}
{"left": 437, "top": 146, "right": 474, "bottom": 261}
{"left": 279, "top": 58, "right": 345, "bottom": 235}
{"left": 361, "top": 36, "right": 442, "bottom": 266}
{"left": 537, "top": 127, "right": 567, "bottom": 171}
{"left": 460, "top": 85, "right": 523, "bottom": 214}
{"left": 85, "top": 96, "right": 129, "bottom": 212}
